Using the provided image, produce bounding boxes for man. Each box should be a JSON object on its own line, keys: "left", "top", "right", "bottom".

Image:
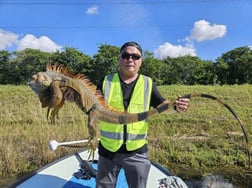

{"left": 96, "top": 41, "right": 190, "bottom": 188}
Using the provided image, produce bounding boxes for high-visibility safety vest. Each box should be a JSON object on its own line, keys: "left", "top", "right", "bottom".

{"left": 100, "top": 73, "right": 153, "bottom": 152}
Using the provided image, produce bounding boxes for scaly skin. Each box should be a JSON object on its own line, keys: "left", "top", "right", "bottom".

{"left": 29, "top": 65, "right": 250, "bottom": 166}
{"left": 28, "top": 64, "right": 176, "bottom": 159}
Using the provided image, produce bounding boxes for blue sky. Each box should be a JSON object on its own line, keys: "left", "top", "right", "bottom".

{"left": 0, "top": 0, "right": 251, "bottom": 61}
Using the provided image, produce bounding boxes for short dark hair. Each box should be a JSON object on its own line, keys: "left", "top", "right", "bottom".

{"left": 120, "top": 41, "right": 143, "bottom": 55}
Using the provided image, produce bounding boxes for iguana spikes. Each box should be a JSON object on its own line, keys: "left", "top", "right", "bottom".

{"left": 28, "top": 64, "right": 250, "bottom": 166}
{"left": 28, "top": 64, "right": 176, "bottom": 159}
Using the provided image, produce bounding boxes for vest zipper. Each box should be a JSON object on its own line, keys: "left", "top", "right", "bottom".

{"left": 123, "top": 124, "right": 127, "bottom": 144}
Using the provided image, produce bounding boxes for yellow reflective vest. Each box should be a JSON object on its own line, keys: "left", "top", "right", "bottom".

{"left": 100, "top": 73, "right": 152, "bottom": 152}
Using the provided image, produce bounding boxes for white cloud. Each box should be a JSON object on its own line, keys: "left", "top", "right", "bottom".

{"left": 0, "top": 29, "right": 18, "bottom": 50}
{"left": 17, "top": 34, "right": 62, "bottom": 52}
{"left": 153, "top": 20, "right": 227, "bottom": 60}
{"left": 189, "top": 20, "right": 227, "bottom": 42}
{"left": 154, "top": 42, "right": 196, "bottom": 60}
{"left": 0, "top": 29, "right": 62, "bottom": 52}
{"left": 86, "top": 5, "right": 98, "bottom": 15}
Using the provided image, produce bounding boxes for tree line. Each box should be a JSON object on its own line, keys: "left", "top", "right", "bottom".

{"left": 0, "top": 45, "right": 251, "bottom": 85}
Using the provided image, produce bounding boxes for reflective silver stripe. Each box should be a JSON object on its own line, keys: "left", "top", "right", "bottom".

{"left": 143, "top": 75, "right": 151, "bottom": 111}
{"left": 104, "top": 74, "right": 151, "bottom": 109}
{"left": 100, "top": 130, "right": 124, "bottom": 140}
{"left": 101, "top": 130, "right": 146, "bottom": 141}
{"left": 127, "top": 133, "right": 147, "bottom": 140}
{"left": 103, "top": 74, "right": 113, "bottom": 100}
{"left": 102, "top": 74, "right": 151, "bottom": 141}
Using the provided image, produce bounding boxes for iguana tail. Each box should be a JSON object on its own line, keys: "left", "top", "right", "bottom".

{"left": 96, "top": 93, "right": 250, "bottom": 167}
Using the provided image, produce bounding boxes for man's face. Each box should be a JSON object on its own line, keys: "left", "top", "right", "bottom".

{"left": 119, "top": 46, "right": 142, "bottom": 76}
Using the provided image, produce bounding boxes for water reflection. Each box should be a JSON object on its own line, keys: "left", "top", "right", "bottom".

{"left": 185, "top": 175, "right": 234, "bottom": 188}
{"left": 0, "top": 174, "right": 237, "bottom": 188}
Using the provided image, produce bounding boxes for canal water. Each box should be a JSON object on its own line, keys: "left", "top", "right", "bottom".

{"left": 1, "top": 174, "right": 247, "bottom": 188}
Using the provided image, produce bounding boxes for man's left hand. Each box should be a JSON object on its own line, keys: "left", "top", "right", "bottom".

{"left": 175, "top": 97, "right": 190, "bottom": 112}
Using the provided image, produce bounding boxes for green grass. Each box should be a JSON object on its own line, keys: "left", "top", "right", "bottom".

{"left": 0, "top": 84, "right": 252, "bottom": 187}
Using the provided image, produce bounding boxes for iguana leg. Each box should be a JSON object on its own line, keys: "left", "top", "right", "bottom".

{"left": 87, "top": 109, "right": 99, "bottom": 160}
{"left": 51, "top": 98, "right": 65, "bottom": 120}
{"left": 47, "top": 107, "right": 53, "bottom": 122}
{"left": 48, "top": 81, "right": 64, "bottom": 124}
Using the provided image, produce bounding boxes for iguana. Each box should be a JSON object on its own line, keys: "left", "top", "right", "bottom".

{"left": 28, "top": 64, "right": 177, "bottom": 159}
{"left": 28, "top": 64, "right": 250, "bottom": 166}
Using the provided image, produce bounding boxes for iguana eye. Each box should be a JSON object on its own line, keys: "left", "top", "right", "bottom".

{"left": 42, "top": 80, "right": 50, "bottom": 86}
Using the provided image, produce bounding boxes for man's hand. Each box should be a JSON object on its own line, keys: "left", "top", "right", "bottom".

{"left": 175, "top": 96, "right": 190, "bottom": 112}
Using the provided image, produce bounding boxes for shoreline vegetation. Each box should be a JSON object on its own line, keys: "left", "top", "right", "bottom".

{"left": 0, "top": 84, "right": 252, "bottom": 187}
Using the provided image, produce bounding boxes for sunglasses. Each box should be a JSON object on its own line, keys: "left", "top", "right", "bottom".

{"left": 121, "top": 52, "right": 141, "bottom": 60}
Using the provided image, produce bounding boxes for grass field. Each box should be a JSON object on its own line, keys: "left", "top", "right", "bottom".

{"left": 0, "top": 84, "right": 251, "bottom": 187}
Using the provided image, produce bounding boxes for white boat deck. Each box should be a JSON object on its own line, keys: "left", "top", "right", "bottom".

{"left": 12, "top": 149, "right": 188, "bottom": 188}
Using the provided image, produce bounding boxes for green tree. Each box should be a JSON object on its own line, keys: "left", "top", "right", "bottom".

{"left": 51, "top": 47, "right": 92, "bottom": 74}
{"left": 163, "top": 56, "right": 215, "bottom": 85}
{"left": 0, "top": 50, "right": 13, "bottom": 84}
{"left": 201, "top": 61, "right": 217, "bottom": 85}
{"left": 216, "top": 46, "right": 252, "bottom": 84}
{"left": 0, "top": 50, "right": 10, "bottom": 63}
{"left": 140, "top": 51, "right": 167, "bottom": 85}
{"left": 91, "top": 44, "right": 120, "bottom": 84}
{"left": 12, "top": 49, "right": 52, "bottom": 84}
{"left": 215, "top": 58, "right": 229, "bottom": 85}
{"left": 1, "top": 45, "right": 250, "bottom": 85}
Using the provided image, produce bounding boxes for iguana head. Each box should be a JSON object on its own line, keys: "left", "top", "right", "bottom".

{"left": 28, "top": 72, "right": 53, "bottom": 95}
{"left": 28, "top": 71, "right": 56, "bottom": 107}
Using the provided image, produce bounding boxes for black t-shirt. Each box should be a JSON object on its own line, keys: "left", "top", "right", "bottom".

{"left": 97, "top": 73, "right": 165, "bottom": 159}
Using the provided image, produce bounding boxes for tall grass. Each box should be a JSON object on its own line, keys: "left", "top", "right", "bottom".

{"left": 0, "top": 84, "right": 251, "bottom": 187}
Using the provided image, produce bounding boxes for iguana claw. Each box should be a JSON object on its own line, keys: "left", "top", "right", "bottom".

{"left": 87, "top": 137, "right": 98, "bottom": 161}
